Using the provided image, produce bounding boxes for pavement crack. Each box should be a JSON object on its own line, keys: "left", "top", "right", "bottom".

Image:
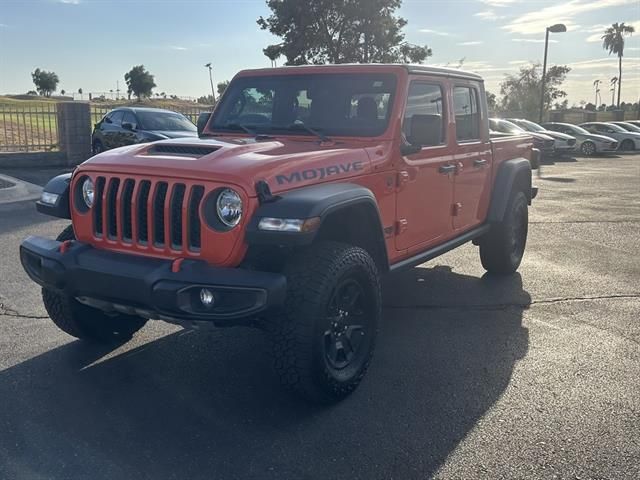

{"left": 0, "top": 302, "right": 48, "bottom": 320}
{"left": 385, "top": 293, "right": 640, "bottom": 311}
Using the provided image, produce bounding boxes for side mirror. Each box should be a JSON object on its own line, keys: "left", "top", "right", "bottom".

{"left": 407, "top": 114, "right": 443, "bottom": 148}
{"left": 122, "top": 122, "right": 134, "bottom": 131}
{"left": 197, "top": 112, "right": 212, "bottom": 136}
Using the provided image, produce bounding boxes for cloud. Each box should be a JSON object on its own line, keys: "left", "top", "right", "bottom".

{"left": 567, "top": 56, "right": 640, "bottom": 72}
{"left": 512, "top": 38, "right": 559, "bottom": 43}
{"left": 509, "top": 60, "right": 530, "bottom": 65}
{"left": 169, "top": 46, "right": 188, "bottom": 51}
{"left": 58, "top": 0, "right": 81, "bottom": 4}
{"left": 475, "top": 10, "right": 507, "bottom": 21}
{"left": 418, "top": 29, "right": 451, "bottom": 36}
{"left": 480, "top": 0, "right": 518, "bottom": 6}
{"left": 0, "top": 23, "right": 8, "bottom": 28}
{"left": 503, "top": 0, "right": 635, "bottom": 35}
{"left": 458, "top": 41, "right": 484, "bottom": 46}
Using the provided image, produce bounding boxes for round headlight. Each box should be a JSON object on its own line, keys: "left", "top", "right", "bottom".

{"left": 82, "top": 178, "right": 95, "bottom": 208}
{"left": 216, "top": 188, "right": 242, "bottom": 227}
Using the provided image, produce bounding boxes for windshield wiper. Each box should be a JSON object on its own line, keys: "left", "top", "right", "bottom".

{"left": 224, "top": 122, "right": 258, "bottom": 135}
{"left": 284, "top": 122, "right": 332, "bottom": 143}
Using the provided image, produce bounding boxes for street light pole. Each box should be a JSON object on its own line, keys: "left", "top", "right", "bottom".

{"left": 538, "top": 23, "right": 566, "bottom": 123}
{"left": 205, "top": 62, "right": 215, "bottom": 103}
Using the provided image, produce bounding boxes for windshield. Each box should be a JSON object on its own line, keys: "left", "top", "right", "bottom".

{"left": 210, "top": 73, "right": 397, "bottom": 137}
{"left": 490, "top": 119, "right": 525, "bottom": 134}
{"left": 601, "top": 123, "right": 628, "bottom": 133}
{"left": 137, "top": 111, "right": 196, "bottom": 132}
{"left": 564, "top": 125, "right": 591, "bottom": 135}
{"left": 617, "top": 122, "right": 640, "bottom": 132}
{"left": 513, "top": 119, "right": 546, "bottom": 132}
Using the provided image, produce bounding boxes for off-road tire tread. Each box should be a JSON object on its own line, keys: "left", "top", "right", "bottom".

{"left": 480, "top": 191, "right": 528, "bottom": 274}
{"left": 268, "top": 241, "right": 381, "bottom": 404}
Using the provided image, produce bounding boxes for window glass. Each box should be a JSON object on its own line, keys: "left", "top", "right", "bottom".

{"left": 109, "top": 111, "right": 124, "bottom": 127}
{"left": 211, "top": 74, "right": 397, "bottom": 137}
{"left": 453, "top": 87, "right": 480, "bottom": 141}
{"left": 136, "top": 111, "right": 196, "bottom": 131}
{"left": 122, "top": 112, "right": 137, "bottom": 129}
{"left": 402, "top": 82, "right": 444, "bottom": 146}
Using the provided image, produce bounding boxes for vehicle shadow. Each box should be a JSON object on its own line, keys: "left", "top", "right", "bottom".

{"left": 0, "top": 266, "right": 530, "bottom": 480}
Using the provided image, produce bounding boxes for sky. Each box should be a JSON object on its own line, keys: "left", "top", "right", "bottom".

{"left": 0, "top": 0, "right": 639, "bottom": 105}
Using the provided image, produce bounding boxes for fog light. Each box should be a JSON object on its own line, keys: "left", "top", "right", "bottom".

{"left": 199, "top": 288, "right": 215, "bottom": 308}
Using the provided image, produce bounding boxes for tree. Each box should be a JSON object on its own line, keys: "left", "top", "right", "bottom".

{"left": 257, "top": 0, "right": 432, "bottom": 65}
{"left": 60, "top": 89, "right": 66, "bottom": 96}
{"left": 584, "top": 102, "right": 596, "bottom": 111}
{"left": 486, "top": 91, "right": 498, "bottom": 111}
{"left": 602, "top": 22, "right": 635, "bottom": 108}
{"left": 78, "top": 88, "right": 83, "bottom": 100}
{"left": 197, "top": 95, "right": 215, "bottom": 104}
{"left": 124, "top": 65, "right": 156, "bottom": 101}
{"left": 610, "top": 76, "right": 618, "bottom": 106}
{"left": 217, "top": 80, "right": 230, "bottom": 97}
{"left": 499, "top": 63, "right": 570, "bottom": 119}
{"left": 31, "top": 68, "right": 59, "bottom": 97}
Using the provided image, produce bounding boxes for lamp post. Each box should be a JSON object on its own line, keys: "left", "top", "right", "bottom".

{"left": 538, "top": 23, "right": 566, "bottom": 123}
{"left": 205, "top": 62, "right": 215, "bottom": 103}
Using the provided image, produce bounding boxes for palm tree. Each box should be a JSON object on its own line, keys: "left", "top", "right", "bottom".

{"left": 593, "top": 79, "right": 601, "bottom": 106}
{"left": 610, "top": 77, "right": 618, "bottom": 106}
{"left": 602, "top": 22, "right": 635, "bottom": 108}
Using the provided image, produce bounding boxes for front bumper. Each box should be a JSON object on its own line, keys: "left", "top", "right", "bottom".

{"left": 20, "top": 236, "right": 286, "bottom": 324}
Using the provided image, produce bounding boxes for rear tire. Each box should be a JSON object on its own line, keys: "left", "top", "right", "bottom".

{"left": 42, "top": 225, "right": 147, "bottom": 343}
{"left": 580, "top": 141, "right": 596, "bottom": 156}
{"left": 267, "top": 242, "right": 381, "bottom": 404}
{"left": 480, "top": 191, "right": 528, "bottom": 274}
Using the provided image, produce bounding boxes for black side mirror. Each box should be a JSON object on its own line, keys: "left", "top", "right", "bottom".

{"left": 197, "top": 112, "right": 212, "bottom": 136}
{"left": 122, "top": 122, "right": 134, "bottom": 131}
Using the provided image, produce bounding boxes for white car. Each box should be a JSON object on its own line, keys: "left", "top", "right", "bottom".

{"left": 542, "top": 123, "right": 619, "bottom": 156}
{"left": 579, "top": 122, "right": 640, "bottom": 152}
{"left": 507, "top": 118, "right": 577, "bottom": 156}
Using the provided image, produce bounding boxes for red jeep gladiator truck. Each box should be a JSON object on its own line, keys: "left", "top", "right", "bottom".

{"left": 21, "top": 64, "right": 538, "bottom": 403}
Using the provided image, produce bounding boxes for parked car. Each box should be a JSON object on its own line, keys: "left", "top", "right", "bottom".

{"left": 92, "top": 107, "right": 197, "bottom": 154}
{"left": 610, "top": 121, "right": 640, "bottom": 133}
{"left": 624, "top": 120, "right": 640, "bottom": 129}
{"left": 541, "top": 122, "right": 618, "bottom": 156}
{"left": 579, "top": 122, "right": 640, "bottom": 152}
{"left": 506, "top": 118, "right": 576, "bottom": 156}
{"left": 25, "top": 64, "right": 539, "bottom": 403}
{"left": 490, "top": 118, "right": 555, "bottom": 156}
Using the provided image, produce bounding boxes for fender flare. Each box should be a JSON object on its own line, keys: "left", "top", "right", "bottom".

{"left": 246, "top": 182, "right": 387, "bottom": 250}
{"left": 487, "top": 158, "right": 532, "bottom": 223}
{"left": 35, "top": 173, "right": 72, "bottom": 219}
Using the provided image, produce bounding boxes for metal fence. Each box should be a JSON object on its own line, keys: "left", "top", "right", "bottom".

{"left": 0, "top": 104, "right": 58, "bottom": 152}
{"left": 90, "top": 104, "right": 213, "bottom": 127}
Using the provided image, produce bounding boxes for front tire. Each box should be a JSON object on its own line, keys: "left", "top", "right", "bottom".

{"left": 42, "top": 225, "right": 147, "bottom": 343}
{"left": 479, "top": 191, "right": 528, "bottom": 274}
{"left": 620, "top": 139, "right": 635, "bottom": 152}
{"left": 268, "top": 242, "right": 381, "bottom": 404}
{"left": 580, "top": 141, "right": 596, "bottom": 156}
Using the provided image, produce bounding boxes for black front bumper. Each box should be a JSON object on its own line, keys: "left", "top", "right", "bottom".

{"left": 20, "top": 236, "right": 286, "bottom": 324}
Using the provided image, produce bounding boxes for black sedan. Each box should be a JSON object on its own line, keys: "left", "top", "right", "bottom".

{"left": 92, "top": 107, "right": 197, "bottom": 154}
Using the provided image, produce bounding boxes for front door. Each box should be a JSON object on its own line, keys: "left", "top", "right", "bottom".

{"left": 395, "top": 80, "right": 455, "bottom": 252}
{"left": 451, "top": 85, "right": 492, "bottom": 231}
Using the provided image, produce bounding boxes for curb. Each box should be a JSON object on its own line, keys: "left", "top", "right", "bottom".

{"left": 0, "top": 174, "right": 42, "bottom": 205}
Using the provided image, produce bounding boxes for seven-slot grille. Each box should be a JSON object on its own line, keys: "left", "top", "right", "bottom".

{"left": 92, "top": 175, "right": 205, "bottom": 253}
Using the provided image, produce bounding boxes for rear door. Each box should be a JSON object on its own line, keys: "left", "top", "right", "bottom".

{"left": 451, "top": 84, "right": 492, "bottom": 231}
{"left": 395, "top": 78, "right": 454, "bottom": 251}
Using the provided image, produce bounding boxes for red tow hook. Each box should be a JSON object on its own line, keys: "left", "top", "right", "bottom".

{"left": 59, "top": 240, "right": 73, "bottom": 254}
{"left": 171, "top": 258, "right": 185, "bottom": 273}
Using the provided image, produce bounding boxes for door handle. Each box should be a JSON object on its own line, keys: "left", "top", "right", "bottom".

{"left": 474, "top": 159, "right": 488, "bottom": 167}
{"left": 439, "top": 164, "right": 456, "bottom": 175}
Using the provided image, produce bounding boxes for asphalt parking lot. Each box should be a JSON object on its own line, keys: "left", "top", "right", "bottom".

{"left": 0, "top": 154, "right": 638, "bottom": 480}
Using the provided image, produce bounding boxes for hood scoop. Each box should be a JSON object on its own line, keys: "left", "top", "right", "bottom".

{"left": 147, "top": 144, "right": 221, "bottom": 157}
